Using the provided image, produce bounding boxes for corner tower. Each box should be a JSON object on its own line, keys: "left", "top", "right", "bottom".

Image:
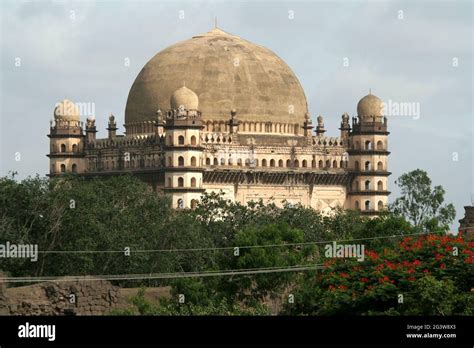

{"left": 163, "top": 86, "right": 205, "bottom": 209}
{"left": 47, "top": 99, "right": 85, "bottom": 176}
{"left": 348, "top": 93, "right": 390, "bottom": 215}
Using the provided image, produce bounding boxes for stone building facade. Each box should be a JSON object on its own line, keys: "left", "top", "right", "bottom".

{"left": 47, "top": 27, "right": 391, "bottom": 215}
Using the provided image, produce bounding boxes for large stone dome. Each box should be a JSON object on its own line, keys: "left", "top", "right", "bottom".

{"left": 125, "top": 27, "right": 308, "bottom": 133}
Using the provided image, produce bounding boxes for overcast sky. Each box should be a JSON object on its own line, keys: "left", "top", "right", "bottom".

{"left": 0, "top": 0, "right": 472, "bottom": 230}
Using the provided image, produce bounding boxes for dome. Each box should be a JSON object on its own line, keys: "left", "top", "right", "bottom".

{"left": 170, "top": 86, "right": 199, "bottom": 110}
{"left": 54, "top": 99, "right": 80, "bottom": 121}
{"left": 357, "top": 93, "right": 384, "bottom": 118}
{"left": 125, "top": 27, "right": 308, "bottom": 134}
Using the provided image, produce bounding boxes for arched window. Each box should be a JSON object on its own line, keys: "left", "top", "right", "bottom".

{"left": 377, "top": 161, "right": 383, "bottom": 171}
{"left": 302, "top": 160, "right": 307, "bottom": 168}
{"left": 178, "top": 135, "right": 185, "bottom": 145}
{"left": 178, "top": 156, "right": 185, "bottom": 166}
{"left": 340, "top": 160, "right": 344, "bottom": 168}
{"left": 72, "top": 163, "right": 77, "bottom": 173}
{"left": 262, "top": 159, "right": 267, "bottom": 167}
{"left": 178, "top": 177, "right": 184, "bottom": 187}
{"left": 319, "top": 160, "right": 323, "bottom": 168}
{"left": 377, "top": 140, "right": 383, "bottom": 150}
{"left": 269, "top": 159, "right": 275, "bottom": 167}
{"left": 311, "top": 160, "right": 316, "bottom": 168}
{"left": 325, "top": 160, "right": 330, "bottom": 168}
{"left": 206, "top": 157, "right": 211, "bottom": 165}
{"left": 191, "top": 136, "right": 197, "bottom": 145}
{"left": 365, "top": 140, "right": 372, "bottom": 150}
{"left": 60, "top": 144, "right": 66, "bottom": 153}
{"left": 294, "top": 159, "right": 299, "bottom": 167}
{"left": 220, "top": 157, "right": 225, "bottom": 165}
{"left": 228, "top": 157, "right": 233, "bottom": 165}
{"left": 353, "top": 180, "right": 359, "bottom": 190}
{"left": 365, "top": 161, "right": 371, "bottom": 171}
{"left": 278, "top": 159, "right": 284, "bottom": 167}
{"left": 72, "top": 144, "right": 78, "bottom": 152}
{"left": 245, "top": 158, "right": 250, "bottom": 166}
{"left": 378, "top": 200, "right": 384, "bottom": 211}
{"left": 355, "top": 161, "right": 360, "bottom": 170}
{"left": 332, "top": 160, "right": 337, "bottom": 168}
{"left": 237, "top": 158, "right": 242, "bottom": 166}
{"left": 365, "top": 180, "right": 371, "bottom": 190}
{"left": 365, "top": 200, "right": 371, "bottom": 211}
{"left": 191, "top": 156, "right": 197, "bottom": 166}
{"left": 286, "top": 159, "right": 291, "bottom": 167}
{"left": 60, "top": 164, "right": 66, "bottom": 173}
{"left": 167, "top": 178, "right": 172, "bottom": 187}
{"left": 355, "top": 201, "right": 360, "bottom": 210}
{"left": 213, "top": 158, "right": 218, "bottom": 166}
{"left": 377, "top": 180, "right": 383, "bottom": 191}
{"left": 191, "top": 199, "right": 198, "bottom": 209}
{"left": 177, "top": 198, "right": 184, "bottom": 209}
{"left": 191, "top": 177, "right": 197, "bottom": 187}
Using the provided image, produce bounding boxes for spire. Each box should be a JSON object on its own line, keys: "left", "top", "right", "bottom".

{"left": 214, "top": 16, "right": 218, "bottom": 28}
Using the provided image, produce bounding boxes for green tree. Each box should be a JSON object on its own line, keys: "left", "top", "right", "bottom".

{"left": 390, "top": 169, "right": 455, "bottom": 232}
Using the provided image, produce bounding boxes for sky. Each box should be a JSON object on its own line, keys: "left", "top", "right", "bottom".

{"left": 0, "top": 0, "right": 472, "bottom": 230}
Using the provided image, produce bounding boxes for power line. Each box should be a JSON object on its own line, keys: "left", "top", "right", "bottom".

{"left": 0, "top": 264, "right": 325, "bottom": 283}
{"left": 36, "top": 231, "right": 431, "bottom": 255}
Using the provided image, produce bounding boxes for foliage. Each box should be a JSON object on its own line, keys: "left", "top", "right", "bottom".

{"left": 390, "top": 169, "right": 456, "bottom": 232}
{"left": 111, "top": 287, "right": 269, "bottom": 316}
{"left": 0, "top": 170, "right": 470, "bottom": 316}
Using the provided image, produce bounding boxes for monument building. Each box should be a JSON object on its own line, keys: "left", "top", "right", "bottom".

{"left": 47, "top": 27, "right": 391, "bottom": 214}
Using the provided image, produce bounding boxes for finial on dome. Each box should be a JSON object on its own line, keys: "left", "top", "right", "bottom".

{"left": 214, "top": 16, "right": 218, "bottom": 28}
{"left": 369, "top": 88, "right": 372, "bottom": 95}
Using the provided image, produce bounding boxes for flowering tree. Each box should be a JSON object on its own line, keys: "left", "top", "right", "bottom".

{"left": 283, "top": 234, "right": 474, "bottom": 315}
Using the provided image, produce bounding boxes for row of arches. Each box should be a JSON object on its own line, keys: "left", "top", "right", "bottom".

{"left": 57, "top": 143, "right": 79, "bottom": 153}
{"left": 167, "top": 176, "right": 198, "bottom": 188}
{"left": 168, "top": 156, "right": 198, "bottom": 167}
{"left": 204, "top": 156, "right": 346, "bottom": 169}
{"left": 57, "top": 163, "right": 77, "bottom": 173}
{"left": 175, "top": 135, "right": 197, "bottom": 146}
{"left": 354, "top": 200, "right": 385, "bottom": 211}
{"left": 354, "top": 161, "right": 384, "bottom": 171}
{"left": 354, "top": 140, "right": 386, "bottom": 150}
{"left": 353, "top": 180, "right": 384, "bottom": 191}
{"left": 204, "top": 121, "right": 301, "bottom": 135}
{"left": 126, "top": 122, "right": 155, "bottom": 135}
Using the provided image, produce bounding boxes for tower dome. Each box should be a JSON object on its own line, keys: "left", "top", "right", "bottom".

{"left": 125, "top": 27, "right": 308, "bottom": 135}
{"left": 357, "top": 93, "right": 384, "bottom": 118}
{"left": 170, "top": 86, "right": 199, "bottom": 110}
{"left": 54, "top": 99, "right": 80, "bottom": 121}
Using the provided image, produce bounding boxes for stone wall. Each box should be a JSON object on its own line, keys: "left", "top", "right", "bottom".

{"left": 0, "top": 274, "right": 121, "bottom": 315}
